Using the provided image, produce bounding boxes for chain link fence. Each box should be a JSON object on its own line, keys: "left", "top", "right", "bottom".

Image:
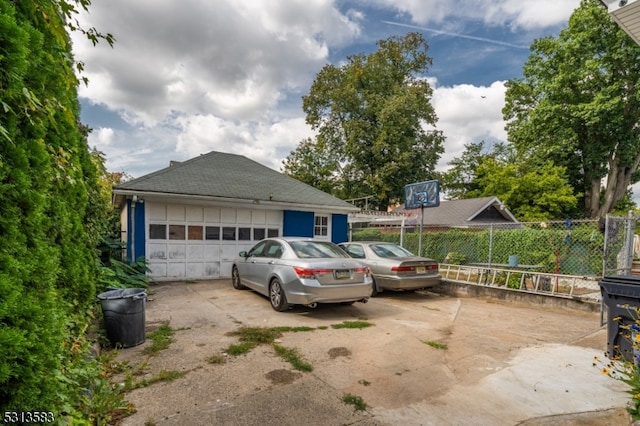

{"left": 352, "top": 213, "right": 639, "bottom": 278}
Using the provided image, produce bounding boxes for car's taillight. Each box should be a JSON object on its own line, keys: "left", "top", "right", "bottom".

{"left": 391, "top": 265, "right": 415, "bottom": 272}
{"left": 293, "top": 267, "right": 333, "bottom": 279}
{"left": 354, "top": 267, "right": 371, "bottom": 277}
{"left": 428, "top": 264, "right": 439, "bottom": 271}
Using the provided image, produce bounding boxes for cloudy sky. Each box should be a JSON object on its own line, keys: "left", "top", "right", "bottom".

{"left": 72, "top": 0, "right": 582, "bottom": 182}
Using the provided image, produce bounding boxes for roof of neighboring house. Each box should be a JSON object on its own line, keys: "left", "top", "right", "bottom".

{"left": 113, "top": 151, "right": 358, "bottom": 211}
{"left": 388, "top": 196, "right": 518, "bottom": 226}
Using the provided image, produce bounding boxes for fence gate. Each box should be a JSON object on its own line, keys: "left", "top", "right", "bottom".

{"left": 603, "top": 212, "right": 637, "bottom": 277}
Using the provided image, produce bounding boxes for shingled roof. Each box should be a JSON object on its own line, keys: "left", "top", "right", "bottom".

{"left": 391, "top": 196, "right": 518, "bottom": 226}
{"left": 113, "top": 151, "right": 357, "bottom": 211}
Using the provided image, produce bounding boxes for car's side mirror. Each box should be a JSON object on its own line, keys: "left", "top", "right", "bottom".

{"left": 239, "top": 251, "right": 248, "bottom": 258}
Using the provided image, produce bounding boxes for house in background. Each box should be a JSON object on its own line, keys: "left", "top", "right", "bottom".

{"left": 112, "top": 151, "right": 358, "bottom": 280}
{"left": 365, "top": 196, "right": 518, "bottom": 231}
{"left": 601, "top": 0, "right": 640, "bottom": 46}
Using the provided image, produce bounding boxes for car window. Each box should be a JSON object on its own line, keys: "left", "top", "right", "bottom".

{"left": 247, "top": 241, "right": 268, "bottom": 257}
{"left": 289, "top": 241, "right": 348, "bottom": 259}
{"left": 342, "top": 244, "right": 365, "bottom": 259}
{"left": 265, "top": 242, "right": 284, "bottom": 258}
{"left": 370, "top": 244, "right": 414, "bottom": 258}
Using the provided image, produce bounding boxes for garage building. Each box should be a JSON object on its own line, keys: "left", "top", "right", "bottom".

{"left": 112, "top": 151, "right": 359, "bottom": 280}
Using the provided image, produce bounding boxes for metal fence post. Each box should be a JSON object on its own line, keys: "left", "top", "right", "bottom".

{"left": 623, "top": 210, "right": 635, "bottom": 275}
{"left": 487, "top": 223, "right": 494, "bottom": 268}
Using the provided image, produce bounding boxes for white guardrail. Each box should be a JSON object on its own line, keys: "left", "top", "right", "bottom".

{"left": 438, "top": 263, "right": 601, "bottom": 301}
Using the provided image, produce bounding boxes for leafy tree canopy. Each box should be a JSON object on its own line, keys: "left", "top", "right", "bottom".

{"left": 503, "top": 0, "right": 640, "bottom": 218}
{"left": 283, "top": 32, "right": 445, "bottom": 210}
{"left": 443, "top": 141, "right": 578, "bottom": 221}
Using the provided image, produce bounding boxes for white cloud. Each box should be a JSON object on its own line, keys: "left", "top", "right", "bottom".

{"left": 366, "top": 0, "right": 580, "bottom": 30}
{"left": 72, "top": 0, "right": 580, "bottom": 185}
{"left": 88, "top": 127, "right": 115, "bottom": 150}
{"left": 175, "top": 115, "right": 313, "bottom": 171}
{"left": 73, "top": 0, "right": 361, "bottom": 127}
{"left": 432, "top": 80, "right": 508, "bottom": 170}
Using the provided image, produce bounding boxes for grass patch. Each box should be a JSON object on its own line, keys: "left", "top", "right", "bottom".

{"left": 133, "top": 370, "right": 186, "bottom": 389}
{"left": 342, "top": 393, "right": 368, "bottom": 411}
{"left": 331, "top": 320, "right": 374, "bottom": 330}
{"left": 142, "top": 324, "right": 175, "bottom": 355}
{"left": 273, "top": 344, "right": 313, "bottom": 372}
{"left": 226, "top": 326, "right": 284, "bottom": 344}
{"left": 424, "top": 340, "right": 448, "bottom": 350}
{"left": 225, "top": 342, "right": 256, "bottom": 356}
{"left": 272, "top": 325, "right": 316, "bottom": 333}
{"left": 123, "top": 369, "right": 186, "bottom": 391}
{"left": 205, "top": 354, "right": 226, "bottom": 364}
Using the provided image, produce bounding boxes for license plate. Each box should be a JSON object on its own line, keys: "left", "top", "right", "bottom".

{"left": 334, "top": 269, "right": 350, "bottom": 279}
{"left": 416, "top": 266, "right": 426, "bottom": 274}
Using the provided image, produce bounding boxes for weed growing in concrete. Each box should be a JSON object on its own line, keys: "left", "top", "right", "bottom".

{"left": 225, "top": 342, "right": 256, "bottom": 356}
{"left": 227, "top": 326, "right": 284, "bottom": 344}
{"left": 134, "top": 370, "right": 186, "bottom": 389}
{"left": 142, "top": 324, "right": 175, "bottom": 355}
{"left": 424, "top": 340, "right": 448, "bottom": 350}
{"left": 331, "top": 320, "right": 374, "bottom": 329}
{"left": 206, "top": 354, "right": 227, "bottom": 364}
{"left": 273, "top": 344, "right": 313, "bottom": 372}
{"left": 342, "top": 393, "right": 368, "bottom": 411}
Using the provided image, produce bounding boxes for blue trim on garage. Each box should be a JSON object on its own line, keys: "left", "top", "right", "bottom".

{"left": 126, "top": 199, "right": 146, "bottom": 263}
{"left": 331, "top": 214, "right": 348, "bottom": 244}
{"left": 283, "top": 210, "right": 314, "bottom": 238}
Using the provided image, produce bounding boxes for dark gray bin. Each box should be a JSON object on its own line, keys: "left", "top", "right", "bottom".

{"left": 600, "top": 275, "right": 640, "bottom": 361}
{"left": 98, "top": 288, "right": 147, "bottom": 348}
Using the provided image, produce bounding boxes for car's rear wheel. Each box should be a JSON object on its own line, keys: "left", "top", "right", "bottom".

{"left": 232, "top": 266, "right": 246, "bottom": 290}
{"left": 269, "top": 278, "right": 289, "bottom": 312}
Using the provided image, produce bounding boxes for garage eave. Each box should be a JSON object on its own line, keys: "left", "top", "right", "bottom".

{"left": 111, "top": 189, "right": 359, "bottom": 213}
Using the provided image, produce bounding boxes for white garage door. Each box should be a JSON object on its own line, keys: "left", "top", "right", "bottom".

{"left": 145, "top": 202, "right": 282, "bottom": 280}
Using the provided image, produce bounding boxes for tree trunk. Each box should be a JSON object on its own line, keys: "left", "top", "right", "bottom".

{"left": 587, "top": 177, "right": 601, "bottom": 219}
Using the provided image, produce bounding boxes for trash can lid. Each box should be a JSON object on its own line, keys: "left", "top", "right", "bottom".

{"left": 98, "top": 288, "right": 147, "bottom": 300}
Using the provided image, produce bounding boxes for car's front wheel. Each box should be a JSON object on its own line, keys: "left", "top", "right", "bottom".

{"left": 371, "top": 277, "right": 380, "bottom": 297}
{"left": 231, "top": 266, "right": 246, "bottom": 290}
{"left": 269, "top": 278, "right": 289, "bottom": 312}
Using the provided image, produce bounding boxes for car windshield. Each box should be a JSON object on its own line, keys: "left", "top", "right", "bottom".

{"left": 289, "top": 241, "right": 348, "bottom": 259}
{"left": 370, "top": 244, "right": 414, "bottom": 258}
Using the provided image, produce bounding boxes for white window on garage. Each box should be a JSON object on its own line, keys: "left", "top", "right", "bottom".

{"left": 314, "top": 214, "right": 329, "bottom": 239}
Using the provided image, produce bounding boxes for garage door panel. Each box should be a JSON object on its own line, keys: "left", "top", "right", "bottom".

{"left": 168, "top": 245, "right": 186, "bottom": 259}
{"left": 204, "top": 262, "right": 220, "bottom": 277}
{"left": 148, "top": 244, "right": 167, "bottom": 259}
{"left": 186, "top": 263, "right": 203, "bottom": 278}
{"left": 205, "top": 245, "right": 220, "bottom": 259}
{"left": 149, "top": 263, "right": 167, "bottom": 277}
{"left": 167, "top": 263, "right": 186, "bottom": 278}
{"left": 187, "top": 244, "right": 203, "bottom": 259}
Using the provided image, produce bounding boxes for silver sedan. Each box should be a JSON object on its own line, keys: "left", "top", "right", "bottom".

{"left": 338, "top": 241, "right": 441, "bottom": 296}
{"left": 231, "top": 238, "right": 373, "bottom": 311}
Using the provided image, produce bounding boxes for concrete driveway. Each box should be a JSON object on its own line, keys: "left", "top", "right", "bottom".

{"left": 113, "top": 280, "right": 631, "bottom": 425}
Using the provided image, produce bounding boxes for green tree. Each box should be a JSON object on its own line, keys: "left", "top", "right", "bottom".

{"left": 0, "top": 0, "right": 114, "bottom": 416}
{"left": 282, "top": 137, "right": 341, "bottom": 196}
{"left": 503, "top": 0, "right": 640, "bottom": 218}
{"left": 467, "top": 154, "right": 579, "bottom": 221}
{"left": 441, "top": 141, "right": 486, "bottom": 199}
{"left": 286, "top": 32, "right": 445, "bottom": 210}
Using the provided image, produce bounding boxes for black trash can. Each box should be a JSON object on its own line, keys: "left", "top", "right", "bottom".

{"left": 98, "top": 288, "right": 147, "bottom": 348}
{"left": 600, "top": 275, "right": 640, "bottom": 362}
